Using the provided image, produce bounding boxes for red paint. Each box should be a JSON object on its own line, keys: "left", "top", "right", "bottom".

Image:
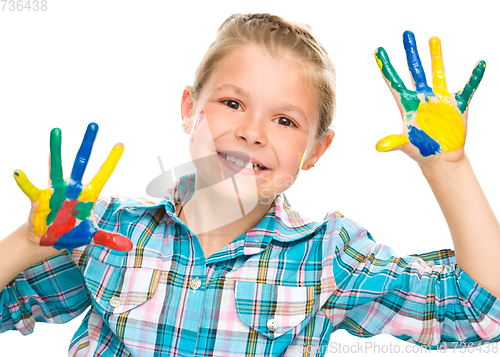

{"left": 194, "top": 111, "right": 204, "bottom": 130}
{"left": 190, "top": 111, "right": 204, "bottom": 143}
{"left": 94, "top": 230, "right": 133, "bottom": 251}
{"left": 40, "top": 199, "right": 78, "bottom": 246}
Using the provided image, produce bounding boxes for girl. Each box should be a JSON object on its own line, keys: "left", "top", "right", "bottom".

{"left": 1, "top": 11, "right": 500, "bottom": 357}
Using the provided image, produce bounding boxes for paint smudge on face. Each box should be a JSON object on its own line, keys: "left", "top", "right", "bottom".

{"left": 295, "top": 150, "right": 307, "bottom": 176}
{"left": 190, "top": 111, "right": 205, "bottom": 143}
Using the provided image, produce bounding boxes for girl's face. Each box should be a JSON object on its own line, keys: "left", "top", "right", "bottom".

{"left": 182, "top": 44, "right": 333, "bottom": 204}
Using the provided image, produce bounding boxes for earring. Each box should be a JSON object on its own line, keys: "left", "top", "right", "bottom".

{"left": 308, "top": 163, "right": 315, "bottom": 169}
{"left": 182, "top": 122, "right": 188, "bottom": 129}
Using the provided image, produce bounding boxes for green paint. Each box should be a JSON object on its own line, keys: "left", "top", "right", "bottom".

{"left": 455, "top": 60, "right": 486, "bottom": 114}
{"left": 14, "top": 172, "right": 19, "bottom": 177}
{"left": 375, "top": 47, "right": 420, "bottom": 113}
{"left": 50, "top": 128, "right": 64, "bottom": 185}
{"left": 46, "top": 181, "right": 67, "bottom": 225}
{"left": 76, "top": 201, "right": 94, "bottom": 220}
{"left": 47, "top": 128, "right": 67, "bottom": 225}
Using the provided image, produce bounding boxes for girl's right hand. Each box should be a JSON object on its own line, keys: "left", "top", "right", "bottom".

{"left": 14, "top": 123, "right": 133, "bottom": 252}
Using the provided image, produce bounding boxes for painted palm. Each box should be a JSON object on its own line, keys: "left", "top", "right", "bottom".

{"left": 14, "top": 123, "right": 132, "bottom": 251}
{"left": 375, "top": 31, "right": 485, "bottom": 159}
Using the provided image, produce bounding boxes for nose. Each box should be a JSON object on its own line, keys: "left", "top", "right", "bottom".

{"left": 235, "top": 113, "right": 266, "bottom": 146}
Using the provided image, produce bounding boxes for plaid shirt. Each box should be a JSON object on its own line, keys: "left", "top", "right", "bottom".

{"left": 2, "top": 174, "right": 500, "bottom": 356}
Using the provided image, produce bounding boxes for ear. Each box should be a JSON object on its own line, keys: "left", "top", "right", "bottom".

{"left": 181, "top": 85, "right": 195, "bottom": 134}
{"left": 302, "top": 129, "right": 335, "bottom": 170}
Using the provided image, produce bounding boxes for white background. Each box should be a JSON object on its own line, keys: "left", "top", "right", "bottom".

{"left": 1, "top": 0, "right": 500, "bottom": 356}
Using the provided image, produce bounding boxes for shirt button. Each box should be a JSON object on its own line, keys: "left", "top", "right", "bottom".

{"left": 267, "top": 319, "right": 279, "bottom": 332}
{"left": 190, "top": 277, "right": 202, "bottom": 290}
{"left": 109, "top": 296, "right": 122, "bottom": 308}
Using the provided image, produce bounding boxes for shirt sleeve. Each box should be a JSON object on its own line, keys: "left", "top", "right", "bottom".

{"left": 0, "top": 251, "right": 91, "bottom": 335}
{"left": 321, "top": 216, "right": 500, "bottom": 348}
{"left": 0, "top": 195, "right": 120, "bottom": 336}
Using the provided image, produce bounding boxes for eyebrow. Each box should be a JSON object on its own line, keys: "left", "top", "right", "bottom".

{"left": 211, "top": 84, "right": 250, "bottom": 98}
{"left": 273, "top": 102, "right": 307, "bottom": 120}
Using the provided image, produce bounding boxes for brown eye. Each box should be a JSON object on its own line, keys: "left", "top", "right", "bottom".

{"left": 273, "top": 117, "right": 296, "bottom": 127}
{"left": 222, "top": 100, "right": 242, "bottom": 111}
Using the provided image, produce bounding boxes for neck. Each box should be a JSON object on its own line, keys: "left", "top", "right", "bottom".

{"left": 177, "top": 175, "right": 273, "bottom": 258}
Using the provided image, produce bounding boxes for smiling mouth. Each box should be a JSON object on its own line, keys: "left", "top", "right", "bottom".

{"left": 219, "top": 152, "right": 268, "bottom": 171}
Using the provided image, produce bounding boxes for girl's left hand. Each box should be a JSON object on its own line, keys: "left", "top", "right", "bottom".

{"left": 374, "top": 30, "right": 486, "bottom": 168}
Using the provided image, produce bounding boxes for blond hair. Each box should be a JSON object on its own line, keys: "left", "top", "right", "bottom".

{"left": 192, "top": 13, "right": 336, "bottom": 139}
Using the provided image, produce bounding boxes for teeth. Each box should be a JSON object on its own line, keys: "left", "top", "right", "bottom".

{"left": 219, "top": 152, "right": 266, "bottom": 170}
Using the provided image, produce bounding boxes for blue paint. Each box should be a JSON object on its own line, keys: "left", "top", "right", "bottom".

{"left": 66, "top": 123, "right": 99, "bottom": 199}
{"left": 408, "top": 126, "right": 441, "bottom": 157}
{"left": 403, "top": 31, "right": 434, "bottom": 99}
{"left": 53, "top": 218, "right": 97, "bottom": 249}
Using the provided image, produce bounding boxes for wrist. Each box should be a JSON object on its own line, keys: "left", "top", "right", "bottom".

{"left": 2, "top": 224, "right": 59, "bottom": 271}
{"left": 420, "top": 153, "right": 470, "bottom": 182}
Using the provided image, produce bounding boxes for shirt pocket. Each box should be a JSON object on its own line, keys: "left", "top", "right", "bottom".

{"left": 83, "top": 255, "right": 162, "bottom": 314}
{"left": 234, "top": 281, "right": 316, "bottom": 340}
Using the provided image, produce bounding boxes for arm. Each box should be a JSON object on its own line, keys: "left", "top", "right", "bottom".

{"left": 374, "top": 31, "right": 500, "bottom": 297}
{"left": 322, "top": 216, "right": 500, "bottom": 348}
{"left": 422, "top": 156, "right": 500, "bottom": 297}
{"left": 0, "top": 224, "right": 58, "bottom": 291}
{"left": 0, "top": 245, "right": 90, "bottom": 335}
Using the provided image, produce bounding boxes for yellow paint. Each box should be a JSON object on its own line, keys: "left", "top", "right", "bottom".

{"left": 429, "top": 37, "right": 450, "bottom": 98}
{"left": 375, "top": 134, "right": 410, "bottom": 152}
{"left": 13, "top": 170, "right": 52, "bottom": 236}
{"left": 375, "top": 55, "right": 383, "bottom": 71}
{"left": 295, "top": 150, "right": 307, "bottom": 176}
{"left": 79, "top": 144, "right": 124, "bottom": 202}
{"left": 14, "top": 170, "right": 42, "bottom": 201}
{"left": 32, "top": 189, "right": 52, "bottom": 236}
{"left": 415, "top": 101, "right": 465, "bottom": 152}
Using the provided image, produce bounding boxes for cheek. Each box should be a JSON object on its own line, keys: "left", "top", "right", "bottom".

{"left": 277, "top": 144, "right": 308, "bottom": 172}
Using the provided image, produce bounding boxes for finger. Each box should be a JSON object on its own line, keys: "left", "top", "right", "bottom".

{"left": 403, "top": 30, "right": 434, "bottom": 100}
{"left": 375, "top": 134, "right": 410, "bottom": 152}
{"left": 79, "top": 143, "right": 124, "bottom": 202}
{"left": 50, "top": 128, "right": 64, "bottom": 187}
{"left": 429, "top": 37, "right": 450, "bottom": 98}
{"left": 67, "top": 123, "right": 99, "bottom": 199}
{"left": 93, "top": 229, "right": 133, "bottom": 251}
{"left": 456, "top": 60, "right": 486, "bottom": 114}
{"left": 375, "top": 47, "right": 420, "bottom": 113}
{"left": 13, "top": 170, "right": 43, "bottom": 201}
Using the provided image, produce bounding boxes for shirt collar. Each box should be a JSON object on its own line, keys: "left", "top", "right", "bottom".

{"left": 119, "top": 174, "right": 325, "bottom": 255}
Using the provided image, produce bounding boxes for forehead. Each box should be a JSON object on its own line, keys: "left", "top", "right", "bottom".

{"left": 205, "top": 45, "right": 319, "bottom": 120}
